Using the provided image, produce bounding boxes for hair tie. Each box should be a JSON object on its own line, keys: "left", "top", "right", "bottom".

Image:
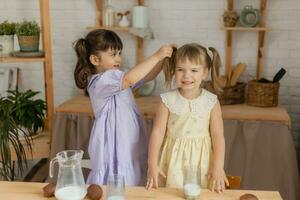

{"left": 206, "top": 47, "right": 213, "bottom": 59}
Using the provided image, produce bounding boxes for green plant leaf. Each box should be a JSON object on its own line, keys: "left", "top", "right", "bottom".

{"left": 0, "top": 89, "right": 44, "bottom": 180}
{"left": 0, "top": 20, "right": 16, "bottom": 35}
{"left": 15, "top": 21, "right": 40, "bottom": 36}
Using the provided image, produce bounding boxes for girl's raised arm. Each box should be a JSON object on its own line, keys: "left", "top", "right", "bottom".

{"left": 142, "top": 60, "right": 163, "bottom": 83}
{"left": 122, "top": 45, "right": 173, "bottom": 90}
{"left": 146, "top": 101, "right": 169, "bottom": 189}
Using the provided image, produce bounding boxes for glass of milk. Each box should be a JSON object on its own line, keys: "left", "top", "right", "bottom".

{"left": 107, "top": 174, "right": 125, "bottom": 200}
{"left": 183, "top": 166, "right": 201, "bottom": 200}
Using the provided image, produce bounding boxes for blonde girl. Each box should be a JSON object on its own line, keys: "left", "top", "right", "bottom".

{"left": 146, "top": 43, "right": 229, "bottom": 193}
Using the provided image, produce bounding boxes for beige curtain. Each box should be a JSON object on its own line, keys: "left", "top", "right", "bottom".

{"left": 51, "top": 113, "right": 300, "bottom": 200}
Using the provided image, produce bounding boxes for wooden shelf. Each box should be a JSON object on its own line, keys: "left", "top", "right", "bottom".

{"left": 0, "top": 0, "right": 53, "bottom": 163}
{"left": 224, "top": 0, "right": 268, "bottom": 79}
{"left": 87, "top": 26, "right": 130, "bottom": 32}
{"left": 0, "top": 56, "right": 45, "bottom": 63}
{"left": 222, "top": 26, "right": 269, "bottom": 31}
{"left": 0, "top": 0, "right": 55, "bottom": 139}
{"left": 0, "top": 132, "right": 50, "bottom": 161}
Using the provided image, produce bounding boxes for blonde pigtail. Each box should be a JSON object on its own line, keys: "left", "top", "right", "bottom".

{"left": 162, "top": 47, "right": 177, "bottom": 88}
{"left": 208, "top": 47, "right": 222, "bottom": 94}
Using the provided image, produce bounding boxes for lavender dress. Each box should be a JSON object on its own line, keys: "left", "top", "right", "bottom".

{"left": 86, "top": 69, "right": 148, "bottom": 186}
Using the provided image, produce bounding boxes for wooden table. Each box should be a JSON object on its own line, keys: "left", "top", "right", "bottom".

{"left": 0, "top": 181, "right": 282, "bottom": 200}
{"left": 53, "top": 95, "right": 299, "bottom": 200}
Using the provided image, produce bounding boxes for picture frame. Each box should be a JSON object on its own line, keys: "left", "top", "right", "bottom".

{"left": 0, "top": 67, "right": 18, "bottom": 97}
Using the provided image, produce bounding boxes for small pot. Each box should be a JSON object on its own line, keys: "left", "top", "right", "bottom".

{"left": 17, "top": 35, "right": 39, "bottom": 52}
{"left": 0, "top": 35, "right": 14, "bottom": 56}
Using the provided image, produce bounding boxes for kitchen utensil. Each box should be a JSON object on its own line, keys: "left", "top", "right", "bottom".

{"left": 272, "top": 68, "right": 286, "bottom": 83}
{"left": 230, "top": 62, "right": 246, "bottom": 86}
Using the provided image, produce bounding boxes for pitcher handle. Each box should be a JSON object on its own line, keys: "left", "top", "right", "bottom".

{"left": 49, "top": 156, "right": 58, "bottom": 178}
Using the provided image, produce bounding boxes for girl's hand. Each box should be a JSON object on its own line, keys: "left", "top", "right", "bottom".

{"left": 154, "top": 44, "right": 175, "bottom": 61}
{"left": 146, "top": 164, "right": 166, "bottom": 190}
{"left": 207, "top": 167, "right": 229, "bottom": 193}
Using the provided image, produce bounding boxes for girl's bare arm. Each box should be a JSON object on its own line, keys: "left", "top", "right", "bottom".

{"left": 143, "top": 60, "right": 163, "bottom": 83}
{"left": 209, "top": 101, "right": 229, "bottom": 193}
{"left": 210, "top": 102, "right": 225, "bottom": 170}
{"left": 146, "top": 101, "right": 169, "bottom": 189}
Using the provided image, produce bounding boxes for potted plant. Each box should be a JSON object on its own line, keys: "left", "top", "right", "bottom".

{"left": 0, "top": 96, "right": 32, "bottom": 181}
{"left": 0, "top": 21, "right": 16, "bottom": 56}
{"left": 15, "top": 20, "right": 40, "bottom": 52}
{"left": 6, "top": 89, "right": 47, "bottom": 136}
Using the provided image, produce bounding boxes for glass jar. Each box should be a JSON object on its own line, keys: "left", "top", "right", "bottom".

{"left": 104, "top": 0, "right": 115, "bottom": 27}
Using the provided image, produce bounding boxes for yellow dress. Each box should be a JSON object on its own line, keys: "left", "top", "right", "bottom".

{"left": 159, "top": 89, "right": 218, "bottom": 188}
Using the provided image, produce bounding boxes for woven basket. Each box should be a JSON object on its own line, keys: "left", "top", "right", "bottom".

{"left": 205, "top": 82, "right": 246, "bottom": 105}
{"left": 247, "top": 80, "right": 279, "bottom": 107}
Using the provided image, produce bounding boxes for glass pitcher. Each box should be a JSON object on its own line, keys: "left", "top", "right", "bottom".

{"left": 49, "top": 150, "right": 87, "bottom": 200}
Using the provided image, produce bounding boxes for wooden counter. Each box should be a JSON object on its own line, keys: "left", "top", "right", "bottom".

{"left": 0, "top": 181, "right": 282, "bottom": 200}
{"left": 55, "top": 95, "right": 291, "bottom": 126}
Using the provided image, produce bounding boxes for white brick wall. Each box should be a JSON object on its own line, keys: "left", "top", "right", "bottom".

{"left": 1, "top": 0, "right": 300, "bottom": 146}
